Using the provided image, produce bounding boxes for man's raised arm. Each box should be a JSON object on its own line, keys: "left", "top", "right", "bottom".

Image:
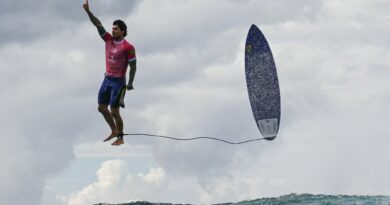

{"left": 83, "top": 0, "right": 106, "bottom": 36}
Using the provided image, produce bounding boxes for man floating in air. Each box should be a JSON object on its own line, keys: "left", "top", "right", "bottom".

{"left": 83, "top": 0, "right": 137, "bottom": 146}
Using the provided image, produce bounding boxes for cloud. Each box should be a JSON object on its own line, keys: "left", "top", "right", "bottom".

{"left": 0, "top": 17, "right": 106, "bottom": 205}
{"left": 0, "top": 121, "right": 75, "bottom": 205}
{"left": 122, "top": 0, "right": 390, "bottom": 203}
{"left": 66, "top": 160, "right": 167, "bottom": 205}
{"left": 0, "top": 0, "right": 140, "bottom": 44}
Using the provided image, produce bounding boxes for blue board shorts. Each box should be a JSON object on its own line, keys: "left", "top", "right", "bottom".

{"left": 98, "top": 75, "right": 126, "bottom": 108}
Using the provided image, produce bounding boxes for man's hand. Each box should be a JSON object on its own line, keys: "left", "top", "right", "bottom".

{"left": 83, "top": 0, "right": 104, "bottom": 29}
{"left": 126, "top": 83, "right": 134, "bottom": 91}
{"left": 83, "top": 0, "right": 90, "bottom": 12}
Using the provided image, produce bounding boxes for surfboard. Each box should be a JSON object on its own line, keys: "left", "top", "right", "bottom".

{"left": 245, "top": 24, "right": 281, "bottom": 140}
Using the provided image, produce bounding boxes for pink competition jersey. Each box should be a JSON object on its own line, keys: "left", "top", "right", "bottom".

{"left": 102, "top": 32, "right": 136, "bottom": 78}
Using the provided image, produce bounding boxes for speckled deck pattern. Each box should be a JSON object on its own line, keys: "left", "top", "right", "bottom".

{"left": 245, "top": 24, "right": 280, "bottom": 140}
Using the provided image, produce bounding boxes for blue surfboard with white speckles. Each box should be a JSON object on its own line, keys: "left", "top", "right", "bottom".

{"left": 245, "top": 24, "right": 281, "bottom": 140}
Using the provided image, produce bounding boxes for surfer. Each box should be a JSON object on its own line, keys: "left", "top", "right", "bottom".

{"left": 83, "top": 0, "right": 137, "bottom": 146}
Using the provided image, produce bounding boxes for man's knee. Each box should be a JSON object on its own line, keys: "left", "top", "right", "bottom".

{"left": 98, "top": 105, "right": 109, "bottom": 114}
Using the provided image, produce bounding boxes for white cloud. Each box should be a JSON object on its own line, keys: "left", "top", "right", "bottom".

{"left": 139, "top": 167, "right": 166, "bottom": 185}
{"left": 65, "top": 160, "right": 167, "bottom": 205}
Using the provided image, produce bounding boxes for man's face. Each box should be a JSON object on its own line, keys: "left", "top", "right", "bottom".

{"left": 112, "top": 25, "right": 124, "bottom": 38}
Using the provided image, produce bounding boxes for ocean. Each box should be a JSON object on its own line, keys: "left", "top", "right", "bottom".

{"left": 95, "top": 193, "right": 390, "bottom": 205}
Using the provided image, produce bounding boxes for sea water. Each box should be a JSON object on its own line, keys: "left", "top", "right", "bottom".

{"left": 95, "top": 193, "right": 390, "bottom": 205}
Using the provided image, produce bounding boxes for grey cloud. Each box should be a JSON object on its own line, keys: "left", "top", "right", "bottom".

{"left": 130, "top": 0, "right": 324, "bottom": 55}
{"left": 0, "top": 0, "right": 140, "bottom": 44}
{"left": 126, "top": 0, "right": 325, "bottom": 91}
{"left": 128, "top": 0, "right": 390, "bottom": 200}
{"left": 0, "top": 27, "right": 103, "bottom": 204}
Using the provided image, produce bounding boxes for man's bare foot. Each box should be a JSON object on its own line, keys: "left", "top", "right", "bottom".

{"left": 111, "top": 134, "right": 124, "bottom": 146}
{"left": 103, "top": 132, "right": 119, "bottom": 142}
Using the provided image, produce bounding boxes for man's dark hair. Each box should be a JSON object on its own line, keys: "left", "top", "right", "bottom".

{"left": 113, "top": 19, "right": 127, "bottom": 37}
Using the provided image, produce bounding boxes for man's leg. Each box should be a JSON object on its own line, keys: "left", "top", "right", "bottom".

{"left": 110, "top": 106, "right": 124, "bottom": 145}
{"left": 98, "top": 104, "right": 119, "bottom": 141}
{"left": 110, "top": 106, "right": 123, "bottom": 133}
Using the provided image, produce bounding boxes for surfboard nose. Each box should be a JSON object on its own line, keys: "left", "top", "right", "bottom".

{"left": 249, "top": 24, "right": 260, "bottom": 32}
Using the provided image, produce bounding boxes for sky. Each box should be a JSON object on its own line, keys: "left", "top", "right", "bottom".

{"left": 0, "top": 0, "right": 390, "bottom": 204}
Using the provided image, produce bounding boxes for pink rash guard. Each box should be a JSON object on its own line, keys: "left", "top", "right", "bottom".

{"left": 101, "top": 32, "right": 136, "bottom": 78}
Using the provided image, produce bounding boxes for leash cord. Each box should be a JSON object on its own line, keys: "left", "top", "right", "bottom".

{"left": 122, "top": 133, "right": 267, "bottom": 145}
